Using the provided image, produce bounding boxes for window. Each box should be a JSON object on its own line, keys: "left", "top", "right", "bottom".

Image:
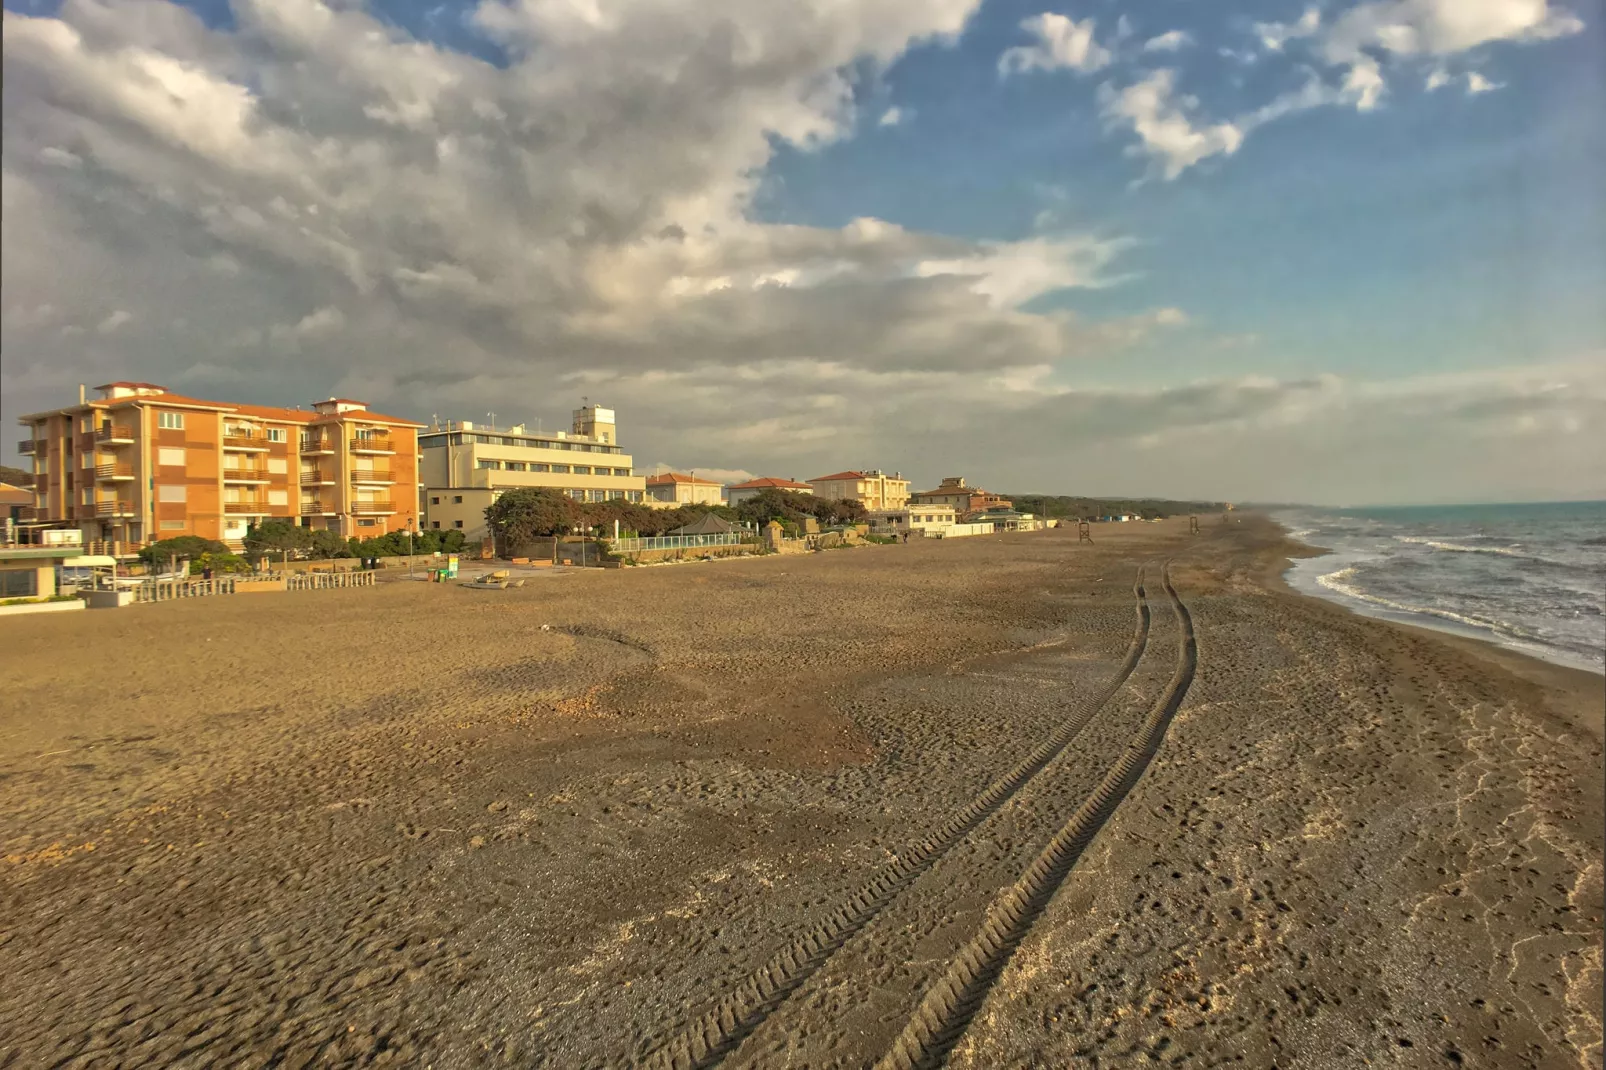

{"left": 615, "top": 468, "right": 632, "bottom": 476}
{"left": 453, "top": 495, "right": 463, "bottom": 504}
{"left": 160, "top": 520, "right": 186, "bottom": 531}
{"left": 530, "top": 464, "right": 550, "bottom": 473}
{"left": 431, "top": 521, "right": 440, "bottom": 529}
{"left": 266, "top": 428, "right": 286, "bottom": 443}
{"left": 453, "top": 520, "right": 463, "bottom": 529}
{"left": 0, "top": 569, "right": 37, "bottom": 599}
{"left": 267, "top": 457, "right": 288, "bottom": 474}
{"left": 158, "top": 411, "right": 185, "bottom": 430}
{"left": 358, "top": 519, "right": 377, "bottom": 527}
{"left": 158, "top": 484, "right": 187, "bottom": 503}
{"left": 572, "top": 466, "right": 591, "bottom": 476}
{"left": 551, "top": 464, "right": 570, "bottom": 474}
{"left": 507, "top": 462, "right": 526, "bottom": 472}
{"left": 80, "top": 453, "right": 93, "bottom": 468}
{"left": 158, "top": 447, "right": 186, "bottom": 467}
{"left": 430, "top": 496, "right": 440, "bottom": 505}
{"left": 268, "top": 490, "right": 289, "bottom": 506}
{"left": 477, "top": 459, "right": 500, "bottom": 470}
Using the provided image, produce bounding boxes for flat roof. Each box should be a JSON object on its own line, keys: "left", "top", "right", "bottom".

{"left": 0, "top": 546, "right": 82, "bottom": 561}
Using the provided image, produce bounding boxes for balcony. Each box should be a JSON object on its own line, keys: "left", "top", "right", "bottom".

{"left": 222, "top": 433, "right": 268, "bottom": 452}
{"left": 300, "top": 469, "right": 335, "bottom": 485}
{"left": 223, "top": 468, "right": 271, "bottom": 483}
{"left": 96, "top": 463, "right": 135, "bottom": 481}
{"left": 94, "top": 501, "right": 135, "bottom": 517}
{"left": 300, "top": 500, "right": 335, "bottom": 515}
{"left": 224, "top": 501, "right": 271, "bottom": 514}
{"left": 18, "top": 439, "right": 37, "bottom": 454}
{"left": 350, "top": 470, "right": 394, "bottom": 484}
{"left": 349, "top": 437, "right": 395, "bottom": 454}
{"left": 300, "top": 436, "right": 337, "bottom": 454}
{"left": 350, "top": 500, "right": 395, "bottom": 514}
{"left": 96, "top": 425, "right": 136, "bottom": 444}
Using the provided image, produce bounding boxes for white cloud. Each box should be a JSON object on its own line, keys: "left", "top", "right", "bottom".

{"left": 999, "top": 13, "right": 1112, "bottom": 76}
{"left": 1318, "top": 0, "right": 1584, "bottom": 64}
{"left": 1099, "top": 70, "right": 1245, "bottom": 180}
{"left": 1255, "top": 7, "right": 1322, "bottom": 52}
{"left": 1143, "top": 30, "right": 1194, "bottom": 53}
{"left": 1425, "top": 66, "right": 1453, "bottom": 89}
{"left": 1465, "top": 71, "right": 1503, "bottom": 93}
{"left": 96, "top": 310, "right": 132, "bottom": 334}
{"left": 878, "top": 106, "right": 905, "bottom": 127}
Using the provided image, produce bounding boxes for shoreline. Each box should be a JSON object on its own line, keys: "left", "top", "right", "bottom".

{"left": 1267, "top": 510, "right": 1605, "bottom": 677}
{"left": 1253, "top": 513, "right": 1605, "bottom": 744}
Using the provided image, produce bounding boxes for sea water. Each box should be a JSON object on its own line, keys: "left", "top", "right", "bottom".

{"left": 1275, "top": 501, "right": 1606, "bottom": 674}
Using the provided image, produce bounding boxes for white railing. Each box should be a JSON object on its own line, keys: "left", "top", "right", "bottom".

{"left": 606, "top": 532, "right": 747, "bottom": 553}
{"left": 285, "top": 571, "right": 376, "bottom": 590}
{"left": 131, "top": 578, "right": 238, "bottom": 601}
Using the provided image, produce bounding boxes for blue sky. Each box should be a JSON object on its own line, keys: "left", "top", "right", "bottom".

{"left": 2, "top": 0, "right": 1602, "bottom": 503}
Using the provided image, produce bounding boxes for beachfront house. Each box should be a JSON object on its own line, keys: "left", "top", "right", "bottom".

{"left": 807, "top": 470, "right": 910, "bottom": 511}
{"left": 645, "top": 471, "right": 725, "bottom": 508}
{"left": 725, "top": 476, "right": 813, "bottom": 506}
{"left": 909, "top": 476, "right": 1011, "bottom": 517}
{"left": 867, "top": 505, "right": 957, "bottom": 537}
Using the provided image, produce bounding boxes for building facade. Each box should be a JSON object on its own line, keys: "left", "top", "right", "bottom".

{"left": 645, "top": 472, "right": 724, "bottom": 507}
{"left": 867, "top": 504, "right": 957, "bottom": 536}
{"left": 419, "top": 405, "right": 646, "bottom": 541}
{"left": 725, "top": 476, "right": 813, "bottom": 506}
{"left": 18, "top": 383, "right": 421, "bottom": 551}
{"left": 807, "top": 470, "right": 910, "bottom": 511}
{"left": 909, "top": 476, "right": 1011, "bottom": 516}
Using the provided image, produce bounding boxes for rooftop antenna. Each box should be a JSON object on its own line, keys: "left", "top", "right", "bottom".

{"left": 487, "top": 411, "right": 496, "bottom": 428}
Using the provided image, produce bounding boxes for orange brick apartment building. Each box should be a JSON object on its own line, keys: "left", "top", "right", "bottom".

{"left": 18, "top": 383, "right": 421, "bottom": 550}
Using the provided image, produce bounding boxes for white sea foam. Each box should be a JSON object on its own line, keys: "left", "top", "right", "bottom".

{"left": 1393, "top": 535, "right": 1525, "bottom": 557}
{"left": 1316, "top": 565, "right": 1536, "bottom": 640}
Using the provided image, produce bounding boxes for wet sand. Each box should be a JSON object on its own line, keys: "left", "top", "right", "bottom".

{"left": 0, "top": 516, "right": 1599, "bottom": 1068}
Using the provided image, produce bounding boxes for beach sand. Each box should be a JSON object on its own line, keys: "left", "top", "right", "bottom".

{"left": 0, "top": 516, "right": 1599, "bottom": 1068}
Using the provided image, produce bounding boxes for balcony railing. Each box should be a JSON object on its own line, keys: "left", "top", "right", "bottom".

{"left": 96, "top": 425, "right": 135, "bottom": 444}
{"left": 300, "top": 436, "right": 337, "bottom": 454}
{"left": 94, "top": 501, "right": 135, "bottom": 517}
{"left": 300, "top": 501, "right": 334, "bottom": 514}
{"left": 350, "top": 500, "right": 395, "bottom": 513}
{"left": 222, "top": 433, "right": 267, "bottom": 450}
{"left": 300, "top": 469, "right": 335, "bottom": 484}
{"left": 349, "top": 437, "right": 395, "bottom": 453}
{"left": 350, "top": 470, "right": 394, "bottom": 483}
{"left": 223, "top": 468, "right": 270, "bottom": 482}
{"left": 96, "top": 463, "right": 135, "bottom": 480}
{"left": 18, "top": 439, "right": 37, "bottom": 454}
{"left": 224, "top": 501, "right": 270, "bottom": 514}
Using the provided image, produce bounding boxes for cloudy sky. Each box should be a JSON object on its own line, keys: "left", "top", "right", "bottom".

{"left": 3, "top": 0, "right": 1602, "bottom": 505}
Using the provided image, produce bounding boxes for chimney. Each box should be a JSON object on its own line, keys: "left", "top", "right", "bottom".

{"left": 79, "top": 383, "right": 86, "bottom": 405}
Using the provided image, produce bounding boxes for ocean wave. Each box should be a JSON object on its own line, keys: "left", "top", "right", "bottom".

{"left": 1315, "top": 566, "right": 1541, "bottom": 642}
{"left": 1393, "top": 535, "right": 1524, "bottom": 556}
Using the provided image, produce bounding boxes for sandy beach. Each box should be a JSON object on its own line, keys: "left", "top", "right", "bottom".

{"left": 0, "top": 516, "right": 1599, "bottom": 1069}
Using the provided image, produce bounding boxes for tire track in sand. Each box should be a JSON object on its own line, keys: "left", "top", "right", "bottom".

{"left": 644, "top": 567, "right": 1153, "bottom": 1070}
{"left": 873, "top": 562, "right": 1197, "bottom": 1070}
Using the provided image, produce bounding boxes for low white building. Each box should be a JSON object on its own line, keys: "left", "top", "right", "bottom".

{"left": 867, "top": 505, "right": 957, "bottom": 537}
{"left": 645, "top": 472, "right": 725, "bottom": 508}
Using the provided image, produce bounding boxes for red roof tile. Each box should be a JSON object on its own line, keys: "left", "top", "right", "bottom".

{"left": 728, "top": 476, "right": 812, "bottom": 490}
{"left": 646, "top": 471, "right": 722, "bottom": 486}
{"left": 808, "top": 471, "right": 870, "bottom": 483}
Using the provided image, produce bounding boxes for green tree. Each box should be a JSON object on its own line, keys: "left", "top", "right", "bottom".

{"left": 139, "top": 535, "right": 230, "bottom": 569}
{"left": 243, "top": 519, "right": 310, "bottom": 562}
{"left": 438, "top": 529, "right": 467, "bottom": 554}
{"left": 306, "top": 529, "right": 347, "bottom": 558}
{"left": 486, "top": 488, "right": 578, "bottom": 554}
